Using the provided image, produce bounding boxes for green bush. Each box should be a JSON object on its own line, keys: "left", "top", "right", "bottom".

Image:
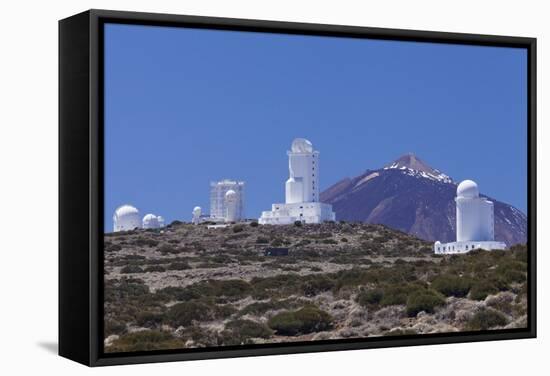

{"left": 256, "top": 237, "right": 269, "bottom": 244}
{"left": 249, "top": 221, "right": 259, "bottom": 227}
{"left": 167, "top": 262, "right": 191, "bottom": 271}
{"left": 136, "top": 311, "right": 163, "bottom": 328}
{"left": 380, "top": 284, "right": 424, "bottom": 306}
{"left": 221, "top": 319, "right": 273, "bottom": 345}
{"left": 158, "top": 244, "right": 180, "bottom": 255}
{"left": 294, "top": 220, "right": 303, "bottom": 227}
{"left": 105, "top": 242, "right": 122, "bottom": 252}
{"left": 431, "top": 275, "right": 472, "bottom": 297}
{"left": 165, "top": 300, "right": 236, "bottom": 326}
{"left": 271, "top": 238, "right": 284, "bottom": 247}
{"left": 405, "top": 289, "right": 445, "bottom": 317}
{"left": 268, "top": 306, "right": 333, "bottom": 335}
{"left": 302, "top": 275, "right": 335, "bottom": 297}
{"left": 107, "top": 330, "right": 183, "bottom": 352}
{"left": 469, "top": 280, "right": 499, "bottom": 300}
{"left": 356, "top": 288, "right": 384, "bottom": 307}
{"left": 104, "top": 319, "right": 126, "bottom": 336}
{"left": 134, "top": 237, "right": 159, "bottom": 248}
{"left": 466, "top": 308, "right": 508, "bottom": 330}
{"left": 232, "top": 225, "right": 245, "bottom": 233}
{"left": 144, "top": 265, "right": 166, "bottom": 273}
{"left": 322, "top": 238, "right": 338, "bottom": 245}
{"left": 120, "top": 265, "right": 144, "bottom": 274}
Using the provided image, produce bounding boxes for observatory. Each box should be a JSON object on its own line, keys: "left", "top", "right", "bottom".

{"left": 259, "top": 138, "right": 335, "bottom": 225}
{"left": 142, "top": 213, "right": 164, "bottom": 229}
{"left": 225, "top": 190, "right": 238, "bottom": 222}
{"left": 434, "top": 180, "right": 506, "bottom": 254}
{"left": 210, "top": 179, "right": 245, "bottom": 222}
{"left": 113, "top": 205, "right": 141, "bottom": 232}
{"left": 192, "top": 206, "right": 202, "bottom": 224}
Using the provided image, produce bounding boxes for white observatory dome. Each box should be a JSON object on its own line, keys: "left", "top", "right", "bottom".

{"left": 291, "top": 138, "right": 313, "bottom": 153}
{"left": 113, "top": 204, "right": 141, "bottom": 232}
{"left": 435, "top": 241, "right": 441, "bottom": 245}
{"left": 193, "top": 206, "right": 202, "bottom": 214}
{"left": 142, "top": 213, "right": 160, "bottom": 229}
{"left": 457, "top": 180, "right": 479, "bottom": 198}
{"left": 225, "top": 189, "right": 237, "bottom": 202}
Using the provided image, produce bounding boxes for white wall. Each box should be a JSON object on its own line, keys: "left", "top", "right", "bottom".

{"left": 0, "top": 1, "right": 547, "bottom": 375}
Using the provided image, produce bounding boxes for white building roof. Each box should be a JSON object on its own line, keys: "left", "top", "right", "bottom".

{"left": 457, "top": 179, "right": 479, "bottom": 198}
{"left": 291, "top": 138, "right": 313, "bottom": 153}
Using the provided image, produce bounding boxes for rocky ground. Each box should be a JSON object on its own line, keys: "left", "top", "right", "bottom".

{"left": 103, "top": 221, "right": 528, "bottom": 353}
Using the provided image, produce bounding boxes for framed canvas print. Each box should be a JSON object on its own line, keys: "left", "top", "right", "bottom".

{"left": 59, "top": 9, "right": 537, "bottom": 366}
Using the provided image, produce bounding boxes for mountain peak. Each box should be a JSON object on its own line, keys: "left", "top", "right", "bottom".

{"left": 384, "top": 153, "right": 453, "bottom": 184}
{"left": 386, "top": 153, "right": 435, "bottom": 174}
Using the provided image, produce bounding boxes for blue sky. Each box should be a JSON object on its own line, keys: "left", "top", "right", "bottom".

{"left": 104, "top": 23, "right": 527, "bottom": 230}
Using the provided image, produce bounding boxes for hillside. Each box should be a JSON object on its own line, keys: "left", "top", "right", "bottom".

{"left": 320, "top": 154, "right": 527, "bottom": 246}
{"left": 103, "top": 222, "right": 527, "bottom": 352}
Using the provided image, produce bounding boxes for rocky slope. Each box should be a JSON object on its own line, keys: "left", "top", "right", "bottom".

{"left": 103, "top": 222, "right": 527, "bottom": 353}
{"left": 320, "top": 153, "right": 527, "bottom": 246}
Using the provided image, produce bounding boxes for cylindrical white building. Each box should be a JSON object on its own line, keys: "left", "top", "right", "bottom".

{"left": 285, "top": 138, "right": 320, "bottom": 204}
{"left": 142, "top": 213, "right": 161, "bottom": 229}
{"left": 113, "top": 205, "right": 141, "bottom": 232}
{"left": 456, "top": 180, "right": 495, "bottom": 242}
{"left": 209, "top": 179, "right": 245, "bottom": 221}
{"left": 225, "top": 190, "right": 238, "bottom": 223}
{"left": 157, "top": 216, "right": 165, "bottom": 228}
{"left": 192, "top": 206, "right": 202, "bottom": 225}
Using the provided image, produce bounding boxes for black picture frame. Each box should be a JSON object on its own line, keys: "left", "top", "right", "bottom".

{"left": 59, "top": 9, "right": 537, "bottom": 367}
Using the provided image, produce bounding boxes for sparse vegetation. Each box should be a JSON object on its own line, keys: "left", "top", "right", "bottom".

{"left": 431, "top": 275, "right": 472, "bottom": 297}
{"left": 466, "top": 308, "right": 508, "bottom": 330}
{"left": 104, "top": 223, "right": 527, "bottom": 353}
{"left": 120, "top": 265, "right": 144, "bottom": 274}
{"left": 406, "top": 289, "right": 445, "bottom": 317}
{"left": 108, "top": 331, "right": 184, "bottom": 352}
{"left": 268, "top": 306, "right": 333, "bottom": 335}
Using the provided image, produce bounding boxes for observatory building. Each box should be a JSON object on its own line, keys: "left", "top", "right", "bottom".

{"left": 434, "top": 180, "right": 506, "bottom": 254}
{"left": 225, "top": 190, "right": 238, "bottom": 222}
{"left": 142, "top": 213, "right": 164, "bottom": 229}
{"left": 259, "top": 138, "right": 335, "bottom": 225}
{"left": 113, "top": 204, "right": 141, "bottom": 232}
{"left": 210, "top": 179, "right": 245, "bottom": 222}
{"left": 192, "top": 206, "right": 202, "bottom": 224}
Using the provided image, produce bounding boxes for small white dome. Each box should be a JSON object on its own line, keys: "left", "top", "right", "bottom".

{"left": 225, "top": 189, "right": 237, "bottom": 202}
{"left": 457, "top": 180, "right": 479, "bottom": 198}
{"left": 193, "top": 206, "right": 202, "bottom": 213}
{"left": 142, "top": 213, "right": 157, "bottom": 221}
{"left": 142, "top": 213, "right": 161, "bottom": 229}
{"left": 291, "top": 138, "right": 313, "bottom": 153}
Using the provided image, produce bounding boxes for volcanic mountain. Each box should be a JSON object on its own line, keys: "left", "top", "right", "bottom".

{"left": 320, "top": 154, "right": 527, "bottom": 246}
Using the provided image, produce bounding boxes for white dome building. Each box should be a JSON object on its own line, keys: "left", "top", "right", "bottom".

{"left": 434, "top": 179, "right": 506, "bottom": 254}
{"left": 142, "top": 213, "right": 161, "bottom": 229}
{"left": 291, "top": 138, "right": 314, "bottom": 153}
{"left": 225, "top": 190, "right": 238, "bottom": 223}
{"left": 192, "top": 206, "right": 202, "bottom": 225}
{"left": 259, "top": 138, "right": 335, "bottom": 225}
{"left": 457, "top": 179, "right": 479, "bottom": 199}
{"left": 113, "top": 205, "right": 141, "bottom": 232}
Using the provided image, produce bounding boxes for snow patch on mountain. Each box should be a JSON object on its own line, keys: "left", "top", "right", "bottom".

{"left": 384, "top": 164, "right": 453, "bottom": 184}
